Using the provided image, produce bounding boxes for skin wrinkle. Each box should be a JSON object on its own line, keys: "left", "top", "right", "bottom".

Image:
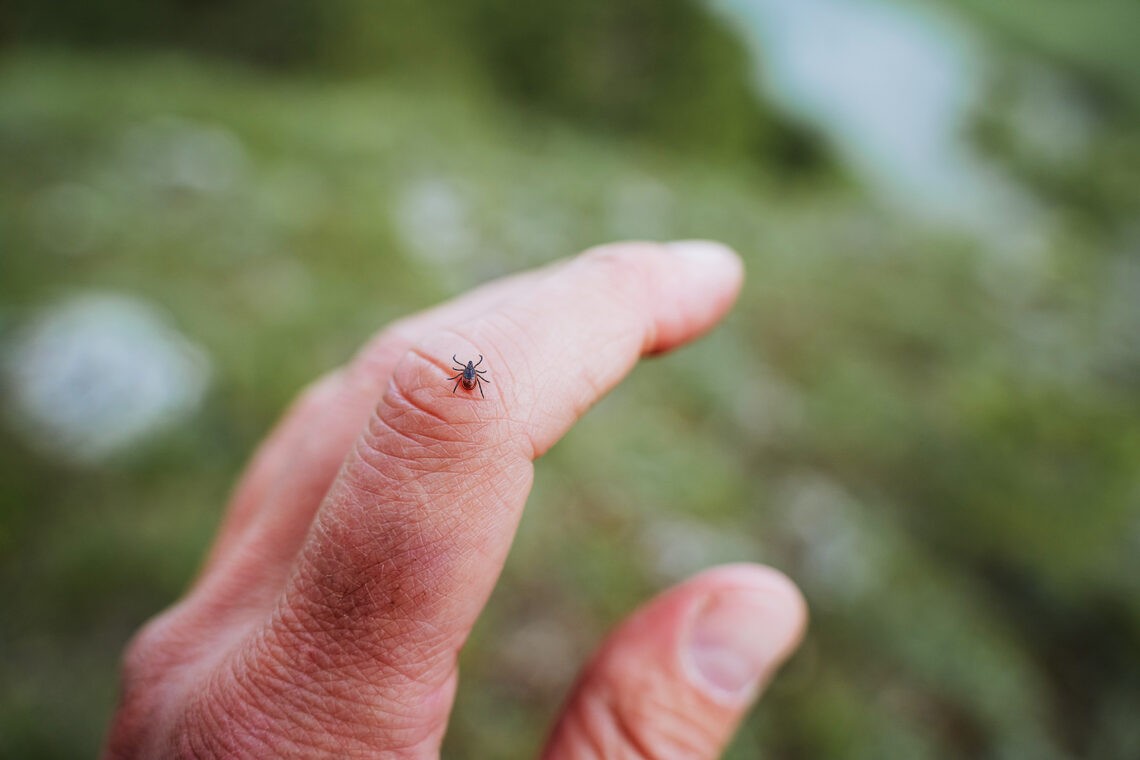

{"left": 207, "top": 292, "right": 525, "bottom": 585}
{"left": 368, "top": 417, "right": 464, "bottom": 459}
{"left": 545, "top": 568, "right": 771, "bottom": 760}
{"left": 402, "top": 326, "right": 486, "bottom": 371}
{"left": 372, "top": 409, "right": 460, "bottom": 458}
{"left": 436, "top": 286, "right": 645, "bottom": 459}
{"left": 246, "top": 605, "right": 446, "bottom": 754}
{"left": 341, "top": 349, "right": 525, "bottom": 537}
{"left": 353, "top": 321, "right": 450, "bottom": 381}
{"left": 363, "top": 402, "right": 491, "bottom": 471}
{"left": 339, "top": 452, "right": 427, "bottom": 501}
{"left": 358, "top": 352, "right": 514, "bottom": 470}
{"left": 562, "top": 660, "right": 711, "bottom": 760}
{"left": 265, "top": 647, "right": 446, "bottom": 751}
{"left": 349, "top": 260, "right": 564, "bottom": 381}
{"left": 623, "top": 674, "right": 716, "bottom": 759}
{"left": 376, "top": 260, "right": 662, "bottom": 467}
{"left": 475, "top": 307, "right": 550, "bottom": 459}
{"left": 336, "top": 459, "right": 489, "bottom": 537}
{"left": 562, "top": 703, "right": 607, "bottom": 760}
{"left": 557, "top": 680, "right": 609, "bottom": 760}
{"left": 230, "top": 673, "right": 372, "bottom": 757}
{"left": 388, "top": 355, "right": 454, "bottom": 427}
{"left": 272, "top": 251, "right": 702, "bottom": 753}
{"left": 292, "top": 515, "right": 457, "bottom": 645}
{"left": 174, "top": 657, "right": 280, "bottom": 759}
{"left": 344, "top": 439, "right": 518, "bottom": 509}
{"left": 590, "top": 694, "right": 639, "bottom": 760}
{"left": 346, "top": 475, "right": 469, "bottom": 560}
{"left": 238, "top": 645, "right": 333, "bottom": 730}
{"left": 608, "top": 691, "right": 662, "bottom": 760}
{"left": 268, "top": 505, "right": 494, "bottom": 744}
{"left": 351, "top": 432, "right": 457, "bottom": 487}
{"left": 260, "top": 626, "right": 403, "bottom": 714}
{"left": 103, "top": 243, "right": 780, "bottom": 759}
{"left": 476, "top": 307, "right": 534, "bottom": 395}
{"left": 406, "top": 343, "right": 481, "bottom": 388}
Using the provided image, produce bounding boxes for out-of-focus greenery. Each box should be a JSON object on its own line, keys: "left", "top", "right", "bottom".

{"left": 1, "top": 1, "right": 1139, "bottom": 758}
{"left": 2, "top": 0, "right": 822, "bottom": 169}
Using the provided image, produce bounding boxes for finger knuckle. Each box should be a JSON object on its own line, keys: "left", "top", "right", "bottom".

{"left": 570, "top": 680, "right": 718, "bottom": 760}
{"left": 119, "top": 608, "right": 185, "bottom": 690}
{"left": 351, "top": 344, "right": 506, "bottom": 476}
{"left": 106, "top": 608, "right": 200, "bottom": 755}
{"left": 581, "top": 240, "right": 665, "bottom": 268}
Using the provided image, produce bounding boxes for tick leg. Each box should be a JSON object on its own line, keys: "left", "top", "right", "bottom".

{"left": 473, "top": 354, "right": 484, "bottom": 368}
{"left": 479, "top": 376, "right": 491, "bottom": 384}
{"left": 448, "top": 371, "right": 464, "bottom": 380}
{"left": 477, "top": 379, "right": 485, "bottom": 399}
{"left": 475, "top": 369, "right": 488, "bottom": 375}
{"left": 452, "top": 355, "right": 460, "bottom": 366}
{"left": 452, "top": 379, "right": 461, "bottom": 393}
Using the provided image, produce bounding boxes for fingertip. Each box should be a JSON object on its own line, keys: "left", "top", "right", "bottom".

{"left": 581, "top": 239, "right": 743, "bottom": 297}
{"left": 681, "top": 564, "right": 807, "bottom": 704}
{"left": 686, "top": 563, "right": 808, "bottom": 631}
{"left": 544, "top": 563, "right": 806, "bottom": 759}
{"left": 580, "top": 239, "right": 744, "bottom": 354}
{"left": 665, "top": 239, "right": 744, "bottom": 282}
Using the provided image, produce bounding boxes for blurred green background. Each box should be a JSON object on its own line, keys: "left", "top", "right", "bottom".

{"left": 2, "top": 0, "right": 1139, "bottom": 757}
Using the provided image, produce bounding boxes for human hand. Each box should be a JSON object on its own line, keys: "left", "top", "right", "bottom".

{"left": 103, "top": 241, "right": 807, "bottom": 759}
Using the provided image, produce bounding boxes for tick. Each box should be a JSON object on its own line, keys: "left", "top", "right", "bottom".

{"left": 448, "top": 354, "right": 491, "bottom": 398}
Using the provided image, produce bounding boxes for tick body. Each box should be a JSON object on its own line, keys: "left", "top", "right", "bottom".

{"left": 448, "top": 354, "right": 491, "bottom": 398}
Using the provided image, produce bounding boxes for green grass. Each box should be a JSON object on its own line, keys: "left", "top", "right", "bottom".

{"left": 1, "top": 50, "right": 1138, "bottom": 758}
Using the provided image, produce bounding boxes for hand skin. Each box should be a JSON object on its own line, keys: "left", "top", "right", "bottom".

{"left": 102, "top": 241, "right": 808, "bottom": 759}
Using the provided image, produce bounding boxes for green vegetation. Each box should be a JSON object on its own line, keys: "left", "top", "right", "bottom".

{"left": 1, "top": 1, "right": 1138, "bottom": 756}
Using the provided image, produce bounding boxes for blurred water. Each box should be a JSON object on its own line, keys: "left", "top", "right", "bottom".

{"left": 3, "top": 293, "right": 211, "bottom": 464}
{"left": 711, "top": 0, "right": 1044, "bottom": 246}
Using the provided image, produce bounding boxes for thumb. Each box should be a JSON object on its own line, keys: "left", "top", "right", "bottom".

{"left": 543, "top": 564, "right": 807, "bottom": 760}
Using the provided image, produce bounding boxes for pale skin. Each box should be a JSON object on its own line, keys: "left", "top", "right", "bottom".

{"left": 103, "top": 241, "right": 808, "bottom": 759}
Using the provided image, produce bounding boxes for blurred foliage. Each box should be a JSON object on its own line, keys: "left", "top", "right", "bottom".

{"left": 949, "top": 0, "right": 1140, "bottom": 112}
{"left": 2, "top": 0, "right": 1139, "bottom": 758}
{"left": 2, "top": 0, "right": 825, "bottom": 173}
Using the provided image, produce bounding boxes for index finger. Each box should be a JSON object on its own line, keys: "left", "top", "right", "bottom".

{"left": 254, "top": 241, "right": 743, "bottom": 742}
